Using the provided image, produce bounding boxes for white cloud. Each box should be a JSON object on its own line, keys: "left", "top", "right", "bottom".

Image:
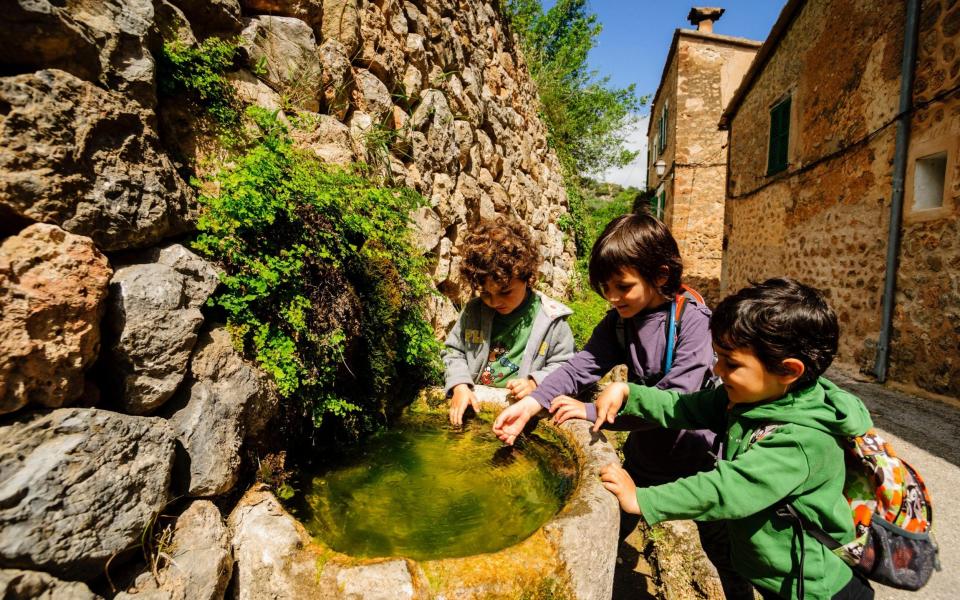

{"left": 598, "top": 114, "right": 649, "bottom": 189}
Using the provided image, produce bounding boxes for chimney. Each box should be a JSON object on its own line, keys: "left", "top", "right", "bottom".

{"left": 687, "top": 7, "right": 725, "bottom": 33}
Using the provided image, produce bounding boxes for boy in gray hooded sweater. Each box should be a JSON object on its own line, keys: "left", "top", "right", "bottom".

{"left": 442, "top": 218, "right": 575, "bottom": 426}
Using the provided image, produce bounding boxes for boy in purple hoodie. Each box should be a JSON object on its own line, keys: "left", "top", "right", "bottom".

{"left": 493, "top": 212, "right": 754, "bottom": 599}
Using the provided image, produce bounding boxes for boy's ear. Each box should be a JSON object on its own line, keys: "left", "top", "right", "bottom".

{"left": 777, "top": 358, "right": 806, "bottom": 386}
{"left": 655, "top": 265, "right": 669, "bottom": 289}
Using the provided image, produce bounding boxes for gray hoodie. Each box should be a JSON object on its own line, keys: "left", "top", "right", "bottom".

{"left": 442, "top": 291, "right": 575, "bottom": 395}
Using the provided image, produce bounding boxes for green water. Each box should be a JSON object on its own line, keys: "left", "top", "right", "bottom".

{"left": 292, "top": 415, "right": 575, "bottom": 560}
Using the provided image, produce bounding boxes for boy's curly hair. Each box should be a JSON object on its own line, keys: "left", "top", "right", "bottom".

{"left": 459, "top": 218, "right": 541, "bottom": 289}
{"left": 711, "top": 278, "right": 839, "bottom": 390}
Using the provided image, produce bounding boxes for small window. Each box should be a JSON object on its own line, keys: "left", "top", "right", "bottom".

{"left": 658, "top": 100, "right": 669, "bottom": 155}
{"left": 913, "top": 152, "right": 947, "bottom": 211}
{"left": 767, "top": 96, "right": 791, "bottom": 175}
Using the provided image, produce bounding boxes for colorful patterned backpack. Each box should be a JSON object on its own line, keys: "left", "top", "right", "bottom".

{"left": 777, "top": 428, "right": 939, "bottom": 591}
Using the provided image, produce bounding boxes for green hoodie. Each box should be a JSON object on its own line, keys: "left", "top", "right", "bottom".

{"left": 622, "top": 377, "right": 873, "bottom": 599}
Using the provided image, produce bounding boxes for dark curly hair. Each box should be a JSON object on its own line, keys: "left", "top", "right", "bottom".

{"left": 711, "top": 278, "right": 839, "bottom": 390}
{"left": 588, "top": 212, "right": 683, "bottom": 298}
{"left": 459, "top": 218, "right": 541, "bottom": 289}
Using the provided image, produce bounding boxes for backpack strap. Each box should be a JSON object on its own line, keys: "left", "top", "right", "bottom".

{"left": 618, "top": 284, "right": 701, "bottom": 376}
{"left": 663, "top": 284, "right": 699, "bottom": 374}
{"left": 774, "top": 503, "right": 836, "bottom": 600}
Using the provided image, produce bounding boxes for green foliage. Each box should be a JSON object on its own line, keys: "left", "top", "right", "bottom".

{"left": 193, "top": 107, "right": 442, "bottom": 434}
{"left": 158, "top": 37, "right": 241, "bottom": 128}
{"left": 505, "top": 0, "right": 646, "bottom": 256}
{"left": 565, "top": 182, "right": 636, "bottom": 347}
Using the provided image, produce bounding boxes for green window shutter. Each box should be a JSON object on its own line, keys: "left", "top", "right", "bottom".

{"left": 767, "top": 97, "right": 791, "bottom": 175}
{"left": 663, "top": 102, "right": 669, "bottom": 153}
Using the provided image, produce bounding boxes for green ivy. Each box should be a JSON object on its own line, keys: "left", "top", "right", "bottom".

{"left": 193, "top": 107, "right": 442, "bottom": 434}
{"left": 158, "top": 37, "right": 241, "bottom": 128}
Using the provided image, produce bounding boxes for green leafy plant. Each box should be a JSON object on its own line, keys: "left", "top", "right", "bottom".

{"left": 505, "top": 0, "right": 646, "bottom": 256}
{"left": 193, "top": 107, "right": 442, "bottom": 435}
{"left": 158, "top": 37, "right": 241, "bottom": 128}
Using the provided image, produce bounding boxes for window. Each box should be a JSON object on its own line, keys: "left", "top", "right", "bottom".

{"left": 767, "top": 96, "right": 791, "bottom": 175}
{"left": 655, "top": 187, "right": 666, "bottom": 220}
{"left": 913, "top": 152, "right": 947, "bottom": 211}
{"left": 905, "top": 134, "right": 956, "bottom": 222}
{"left": 657, "top": 100, "right": 669, "bottom": 155}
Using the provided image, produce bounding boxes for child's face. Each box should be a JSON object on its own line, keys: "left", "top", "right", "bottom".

{"left": 600, "top": 267, "right": 666, "bottom": 318}
{"left": 712, "top": 345, "right": 791, "bottom": 405}
{"left": 479, "top": 277, "right": 528, "bottom": 315}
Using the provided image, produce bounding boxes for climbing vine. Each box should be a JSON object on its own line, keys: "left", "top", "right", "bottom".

{"left": 158, "top": 39, "right": 441, "bottom": 439}
{"left": 193, "top": 107, "right": 442, "bottom": 434}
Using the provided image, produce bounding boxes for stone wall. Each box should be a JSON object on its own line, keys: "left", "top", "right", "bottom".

{"left": 672, "top": 34, "right": 758, "bottom": 306}
{"left": 0, "top": 0, "right": 573, "bottom": 594}
{"left": 892, "top": 0, "right": 960, "bottom": 394}
{"left": 648, "top": 31, "right": 758, "bottom": 308}
{"left": 723, "top": 0, "right": 960, "bottom": 397}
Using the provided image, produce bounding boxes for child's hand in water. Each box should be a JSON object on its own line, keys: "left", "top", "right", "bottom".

{"left": 549, "top": 396, "right": 587, "bottom": 425}
{"left": 593, "top": 382, "right": 629, "bottom": 432}
{"left": 492, "top": 396, "right": 542, "bottom": 445}
{"left": 449, "top": 383, "right": 479, "bottom": 426}
{"left": 505, "top": 377, "right": 537, "bottom": 399}
{"left": 600, "top": 463, "right": 641, "bottom": 515}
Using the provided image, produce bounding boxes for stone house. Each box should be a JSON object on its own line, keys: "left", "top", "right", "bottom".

{"left": 719, "top": 0, "right": 960, "bottom": 397}
{"left": 646, "top": 7, "right": 760, "bottom": 305}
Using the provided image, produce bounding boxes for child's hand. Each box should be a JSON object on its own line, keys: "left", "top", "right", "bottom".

{"left": 549, "top": 396, "right": 587, "bottom": 425}
{"left": 492, "top": 396, "right": 542, "bottom": 445}
{"left": 505, "top": 377, "right": 537, "bottom": 399}
{"left": 593, "top": 382, "right": 629, "bottom": 432}
{"left": 600, "top": 463, "right": 641, "bottom": 515}
{"left": 449, "top": 383, "right": 479, "bottom": 426}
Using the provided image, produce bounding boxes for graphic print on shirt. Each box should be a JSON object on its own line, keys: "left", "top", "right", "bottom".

{"left": 481, "top": 342, "right": 519, "bottom": 385}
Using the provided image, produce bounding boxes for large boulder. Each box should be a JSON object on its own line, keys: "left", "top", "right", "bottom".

{"left": 116, "top": 501, "right": 232, "bottom": 600}
{"left": 229, "top": 486, "right": 325, "bottom": 600}
{"left": 168, "top": 0, "right": 243, "bottom": 37}
{"left": 164, "top": 327, "right": 278, "bottom": 497}
{"left": 317, "top": 39, "right": 353, "bottom": 119}
{"left": 239, "top": 16, "right": 321, "bottom": 112}
{"left": 0, "top": 408, "right": 176, "bottom": 580}
{"left": 0, "top": 0, "right": 157, "bottom": 106}
{"left": 291, "top": 114, "right": 356, "bottom": 166}
{"left": 0, "top": 569, "right": 102, "bottom": 600}
{"left": 0, "top": 224, "right": 111, "bottom": 416}
{"left": 357, "top": 1, "right": 406, "bottom": 87}
{"left": 352, "top": 68, "right": 393, "bottom": 120}
{"left": 321, "top": 0, "right": 362, "bottom": 57}
{"left": 0, "top": 70, "right": 196, "bottom": 252}
{"left": 241, "top": 1, "right": 324, "bottom": 36}
{"left": 103, "top": 245, "right": 219, "bottom": 415}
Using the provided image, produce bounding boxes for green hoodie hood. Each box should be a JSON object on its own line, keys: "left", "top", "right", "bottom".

{"left": 733, "top": 377, "right": 873, "bottom": 438}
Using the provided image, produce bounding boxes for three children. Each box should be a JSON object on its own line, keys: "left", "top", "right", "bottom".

{"left": 443, "top": 213, "right": 877, "bottom": 599}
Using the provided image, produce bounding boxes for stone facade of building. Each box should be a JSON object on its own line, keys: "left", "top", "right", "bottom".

{"left": 721, "top": 0, "right": 960, "bottom": 397}
{"left": 647, "top": 13, "right": 760, "bottom": 307}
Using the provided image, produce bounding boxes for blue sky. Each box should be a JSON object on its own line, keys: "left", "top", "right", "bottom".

{"left": 545, "top": 1, "right": 786, "bottom": 187}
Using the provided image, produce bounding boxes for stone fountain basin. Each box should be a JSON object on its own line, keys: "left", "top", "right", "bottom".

{"left": 228, "top": 386, "right": 620, "bottom": 600}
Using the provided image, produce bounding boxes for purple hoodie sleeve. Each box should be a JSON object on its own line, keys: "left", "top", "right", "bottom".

{"left": 529, "top": 310, "right": 623, "bottom": 410}
{"left": 653, "top": 303, "right": 714, "bottom": 394}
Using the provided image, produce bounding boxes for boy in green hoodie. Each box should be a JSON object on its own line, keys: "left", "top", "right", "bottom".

{"left": 595, "top": 278, "right": 875, "bottom": 599}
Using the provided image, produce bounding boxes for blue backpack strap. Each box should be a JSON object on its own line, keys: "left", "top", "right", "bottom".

{"left": 663, "top": 298, "right": 679, "bottom": 375}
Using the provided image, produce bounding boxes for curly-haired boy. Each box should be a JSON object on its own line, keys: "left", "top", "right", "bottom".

{"left": 442, "top": 217, "right": 575, "bottom": 426}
